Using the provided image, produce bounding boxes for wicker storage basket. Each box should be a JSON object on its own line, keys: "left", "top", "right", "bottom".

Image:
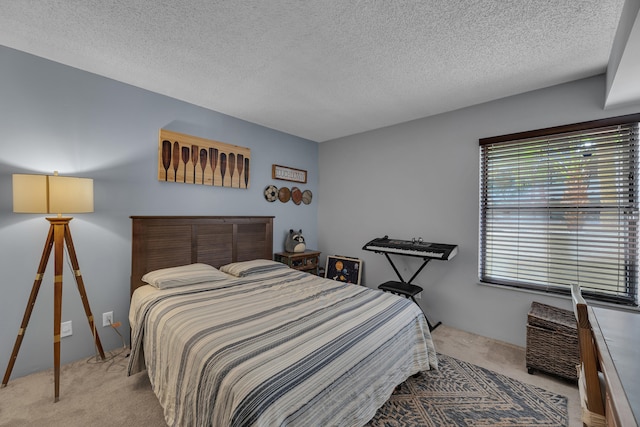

{"left": 526, "top": 301, "right": 579, "bottom": 381}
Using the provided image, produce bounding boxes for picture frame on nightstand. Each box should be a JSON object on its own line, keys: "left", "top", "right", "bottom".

{"left": 325, "top": 255, "right": 362, "bottom": 285}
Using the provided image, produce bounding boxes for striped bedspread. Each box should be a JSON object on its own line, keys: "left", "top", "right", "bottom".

{"left": 128, "top": 267, "right": 437, "bottom": 427}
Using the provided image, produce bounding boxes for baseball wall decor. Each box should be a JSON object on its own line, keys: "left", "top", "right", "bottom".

{"left": 263, "top": 185, "right": 313, "bottom": 204}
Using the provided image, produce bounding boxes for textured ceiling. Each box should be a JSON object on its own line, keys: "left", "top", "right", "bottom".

{"left": 0, "top": 0, "right": 631, "bottom": 142}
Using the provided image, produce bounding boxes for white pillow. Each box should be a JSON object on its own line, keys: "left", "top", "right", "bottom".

{"left": 142, "top": 263, "right": 229, "bottom": 289}
{"left": 220, "top": 259, "right": 289, "bottom": 277}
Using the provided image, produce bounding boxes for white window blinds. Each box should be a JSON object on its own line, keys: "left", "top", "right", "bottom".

{"left": 479, "top": 115, "right": 639, "bottom": 305}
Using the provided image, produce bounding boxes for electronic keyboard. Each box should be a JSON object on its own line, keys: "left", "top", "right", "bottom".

{"left": 363, "top": 236, "right": 458, "bottom": 260}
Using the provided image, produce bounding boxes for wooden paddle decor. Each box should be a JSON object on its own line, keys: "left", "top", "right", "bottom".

{"left": 158, "top": 129, "right": 251, "bottom": 188}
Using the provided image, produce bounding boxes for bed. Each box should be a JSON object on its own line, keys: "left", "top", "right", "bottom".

{"left": 127, "top": 216, "right": 438, "bottom": 427}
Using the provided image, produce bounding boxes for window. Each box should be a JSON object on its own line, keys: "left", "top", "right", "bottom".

{"left": 479, "top": 114, "right": 640, "bottom": 306}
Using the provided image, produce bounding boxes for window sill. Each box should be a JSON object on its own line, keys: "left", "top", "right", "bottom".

{"left": 477, "top": 280, "right": 640, "bottom": 313}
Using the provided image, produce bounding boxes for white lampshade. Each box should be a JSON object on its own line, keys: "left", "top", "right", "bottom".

{"left": 12, "top": 174, "right": 49, "bottom": 213}
{"left": 13, "top": 173, "right": 94, "bottom": 215}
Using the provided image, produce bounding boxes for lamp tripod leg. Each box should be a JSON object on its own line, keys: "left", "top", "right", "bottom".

{"left": 52, "top": 221, "right": 66, "bottom": 402}
{"left": 2, "top": 225, "right": 55, "bottom": 389}
{"left": 63, "top": 224, "right": 105, "bottom": 360}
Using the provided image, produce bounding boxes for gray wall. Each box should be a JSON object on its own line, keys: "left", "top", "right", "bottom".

{"left": 0, "top": 46, "right": 318, "bottom": 378}
{"left": 319, "top": 75, "right": 640, "bottom": 347}
{"left": 4, "top": 42, "right": 639, "bottom": 380}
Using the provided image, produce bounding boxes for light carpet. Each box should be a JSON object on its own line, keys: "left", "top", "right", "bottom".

{"left": 0, "top": 325, "right": 577, "bottom": 426}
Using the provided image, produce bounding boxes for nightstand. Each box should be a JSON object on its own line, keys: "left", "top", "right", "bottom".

{"left": 274, "top": 250, "right": 321, "bottom": 275}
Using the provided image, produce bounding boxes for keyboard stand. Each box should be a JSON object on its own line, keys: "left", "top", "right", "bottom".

{"left": 377, "top": 253, "right": 442, "bottom": 331}
{"left": 384, "top": 253, "right": 432, "bottom": 285}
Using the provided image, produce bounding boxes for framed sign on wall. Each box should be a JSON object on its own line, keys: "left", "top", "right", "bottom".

{"left": 272, "top": 164, "right": 307, "bottom": 183}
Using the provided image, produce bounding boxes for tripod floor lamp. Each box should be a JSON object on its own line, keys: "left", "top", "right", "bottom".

{"left": 2, "top": 172, "right": 105, "bottom": 402}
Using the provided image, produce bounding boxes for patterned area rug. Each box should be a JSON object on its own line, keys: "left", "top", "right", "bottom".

{"left": 367, "top": 353, "right": 568, "bottom": 427}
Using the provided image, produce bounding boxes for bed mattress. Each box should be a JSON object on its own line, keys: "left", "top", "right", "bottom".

{"left": 128, "top": 267, "right": 437, "bottom": 427}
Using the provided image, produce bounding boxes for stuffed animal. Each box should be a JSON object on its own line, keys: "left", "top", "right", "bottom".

{"left": 285, "top": 229, "right": 306, "bottom": 253}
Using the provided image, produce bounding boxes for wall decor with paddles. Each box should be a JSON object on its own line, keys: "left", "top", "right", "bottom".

{"left": 158, "top": 129, "right": 251, "bottom": 188}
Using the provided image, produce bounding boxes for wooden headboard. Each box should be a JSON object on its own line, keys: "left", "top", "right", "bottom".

{"left": 130, "top": 216, "right": 274, "bottom": 295}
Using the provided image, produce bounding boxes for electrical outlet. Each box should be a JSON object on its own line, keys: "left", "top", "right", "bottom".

{"left": 102, "top": 311, "right": 113, "bottom": 327}
{"left": 61, "top": 321, "right": 73, "bottom": 337}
